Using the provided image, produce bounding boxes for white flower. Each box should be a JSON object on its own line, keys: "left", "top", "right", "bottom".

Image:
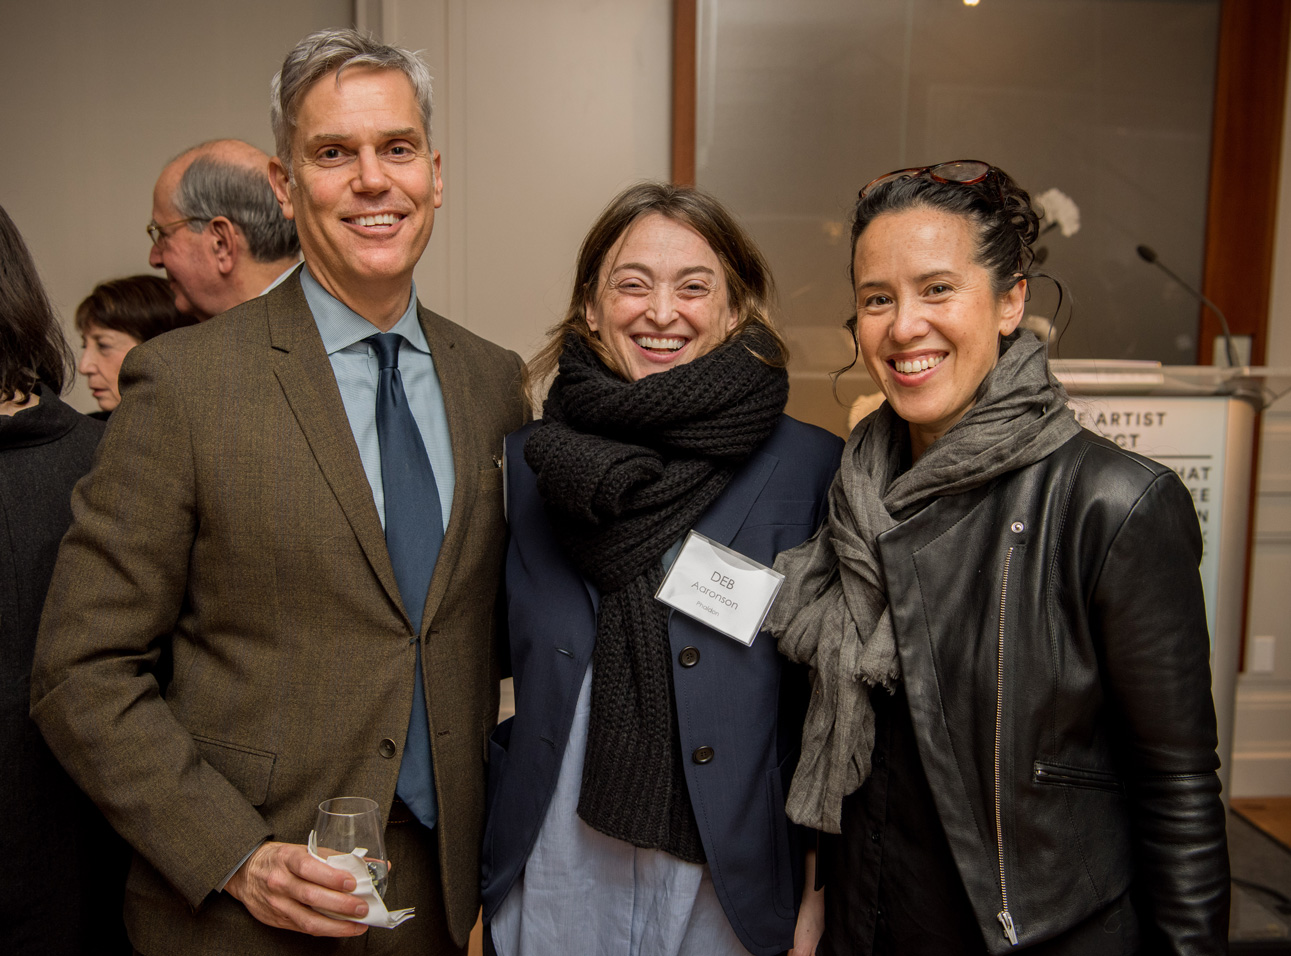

{"left": 1035, "top": 187, "right": 1081, "bottom": 238}
{"left": 1020, "top": 313, "right": 1055, "bottom": 343}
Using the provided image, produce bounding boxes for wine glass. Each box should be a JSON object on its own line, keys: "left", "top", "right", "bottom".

{"left": 314, "top": 796, "right": 389, "bottom": 899}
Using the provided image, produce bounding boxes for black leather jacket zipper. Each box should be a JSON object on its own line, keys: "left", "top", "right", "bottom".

{"left": 995, "top": 546, "right": 1019, "bottom": 946}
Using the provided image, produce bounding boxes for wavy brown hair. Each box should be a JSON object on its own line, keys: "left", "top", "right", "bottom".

{"left": 75, "top": 275, "right": 197, "bottom": 344}
{"left": 524, "top": 182, "right": 788, "bottom": 402}
{"left": 0, "top": 205, "right": 74, "bottom": 402}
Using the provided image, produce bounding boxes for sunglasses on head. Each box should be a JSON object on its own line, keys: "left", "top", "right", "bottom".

{"left": 858, "top": 160, "right": 994, "bottom": 200}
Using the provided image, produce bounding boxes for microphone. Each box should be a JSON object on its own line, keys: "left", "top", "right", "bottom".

{"left": 1136, "top": 244, "right": 1240, "bottom": 367}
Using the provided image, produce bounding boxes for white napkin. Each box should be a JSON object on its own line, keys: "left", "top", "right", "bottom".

{"left": 307, "top": 830, "right": 416, "bottom": 928}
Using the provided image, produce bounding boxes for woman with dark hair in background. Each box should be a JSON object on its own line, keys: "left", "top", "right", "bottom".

{"left": 769, "top": 162, "right": 1229, "bottom": 954}
{"left": 0, "top": 204, "right": 129, "bottom": 954}
{"left": 76, "top": 274, "right": 196, "bottom": 416}
{"left": 481, "top": 182, "right": 840, "bottom": 956}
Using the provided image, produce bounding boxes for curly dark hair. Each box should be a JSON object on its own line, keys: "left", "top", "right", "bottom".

{"left": 849, "top": 163, "right": 1040, "bottom": 297}
{"left": 0, "top": 204, "right": 74, "bottom": 402}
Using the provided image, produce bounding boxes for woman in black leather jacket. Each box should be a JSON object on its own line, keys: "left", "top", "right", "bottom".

{"left": 769, "top": 163, "right": 1229, "bottom": 955}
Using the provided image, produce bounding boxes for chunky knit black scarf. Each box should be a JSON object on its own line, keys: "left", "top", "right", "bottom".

{"left": 524, "top": 330, "right": 788, "bottom": 862}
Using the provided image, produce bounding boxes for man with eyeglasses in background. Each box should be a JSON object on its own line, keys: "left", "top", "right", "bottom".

{"left": 148, "top": 139, "right": 300, "bottom": 320}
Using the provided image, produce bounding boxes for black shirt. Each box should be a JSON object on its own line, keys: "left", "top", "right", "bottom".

{"left": 820, "top": 684, "right": 987, "bottom": 956}
{"left": 818, "top": 685, "right": 1140, "bottom": 955}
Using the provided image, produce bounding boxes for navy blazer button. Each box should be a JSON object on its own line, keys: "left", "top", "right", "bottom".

{"left": 378, "top": 738, "right": 397, "bottom": 758}
{"left": 679, "top": 646, "right": 700, "bottom": 667}
{"left": 692, "top": 745, "right": 715, "bottom": 764}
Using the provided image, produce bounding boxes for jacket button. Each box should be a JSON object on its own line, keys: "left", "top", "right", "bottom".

{"left": 1011, "top": 521, "right": 1025, "bottom": 533}
{"left": 679, "top": 646, "right": 700, "bottom": 667}
{"left": 692, "top": 745, "right": 715, "bottom": 764}
{"left": 378, "top": 738, "right": 397, "bottom": 758}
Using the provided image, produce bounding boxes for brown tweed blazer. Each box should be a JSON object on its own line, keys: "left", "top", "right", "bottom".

{"left": 31, "top": 274, "right": 527, "bottom": 953}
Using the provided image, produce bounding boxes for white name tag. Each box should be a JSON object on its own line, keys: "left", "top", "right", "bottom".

{"left": 655, "top": 530, "right": 785, "bottom": 646}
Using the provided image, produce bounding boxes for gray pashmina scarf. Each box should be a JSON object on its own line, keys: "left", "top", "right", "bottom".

{"left": 765, "top": 330, "right": 1082, "bottom": 833}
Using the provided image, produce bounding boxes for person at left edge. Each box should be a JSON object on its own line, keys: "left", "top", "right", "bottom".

{"left": 31, "top": 28, "right": 526, "bottom": 956}
{"left": 482, "top": 182, "right": 841, "bottom": 956}
{"left": 0, "top": 203, "right": 127, "bottom": 955}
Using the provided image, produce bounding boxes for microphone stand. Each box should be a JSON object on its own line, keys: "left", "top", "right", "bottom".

{"left": 1136, "top": 245, "right": 1240, "bottom": 368}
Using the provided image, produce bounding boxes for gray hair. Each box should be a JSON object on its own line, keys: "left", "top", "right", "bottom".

{"left": 271, "top": 28, "right": 433, "bottom": 174}
{"left": 175, "top": 155, "right": 300, "bottom": 262}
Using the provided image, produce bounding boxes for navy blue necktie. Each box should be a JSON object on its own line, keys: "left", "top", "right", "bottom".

{"left": 367, "top": 332, "right": 442, "bottom": 829}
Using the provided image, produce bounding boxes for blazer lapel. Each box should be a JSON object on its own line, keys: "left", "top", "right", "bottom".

{"left": 266, "top": 276, "right": 404, "bottom": 616}
{"left": 418, "top": 305, "right": 483, "bottom": 635}
{"left": 692, "top": 451, "right": 777, "bottom": 548}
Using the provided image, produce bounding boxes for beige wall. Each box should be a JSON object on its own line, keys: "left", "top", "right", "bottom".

{"left": 0, "top": 0, "right": 671, "bottom": 411}
{"left": 0, "top": 0, "right": 352, "bottom": 413}
{"left": 374, "top": 0, "right": 672, "bottom": 359}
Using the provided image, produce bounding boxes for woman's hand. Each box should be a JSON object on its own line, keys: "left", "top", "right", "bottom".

{"left": 791, "top": 848, "right": 825, "bottom": 956}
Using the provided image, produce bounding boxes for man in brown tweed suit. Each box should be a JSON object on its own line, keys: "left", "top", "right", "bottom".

{"left": 32, "top": 29, "right": 525, "bottom": 955}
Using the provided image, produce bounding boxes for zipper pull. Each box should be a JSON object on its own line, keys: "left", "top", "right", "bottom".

{"left": 998, "top": 910, "right": 1019, "bottom": 945}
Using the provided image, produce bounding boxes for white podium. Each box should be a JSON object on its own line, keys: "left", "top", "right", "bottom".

{"left": 1053, "top": 362, "right": 1291, "bottom": 798}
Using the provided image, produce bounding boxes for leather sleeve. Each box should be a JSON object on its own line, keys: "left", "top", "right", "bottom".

{"left": 30, "top": 343, "right": 273, "bottom": 907}
{"left": 1088, "top": 470, "right": 1229, "bottom": 954}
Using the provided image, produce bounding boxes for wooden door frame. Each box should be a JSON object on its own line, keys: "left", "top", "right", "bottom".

{"left": 1200, "top": 0, "right": 1290, "bottom": 367}
{"left": 672, "top": 0, "right": 697, "bottom": 186}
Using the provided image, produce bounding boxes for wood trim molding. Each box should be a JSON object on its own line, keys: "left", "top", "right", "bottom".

{"left": 1202, "top": 1, "right": 1291, "bottom": 669}
{"left": 671, "top": 0, "right": 697, "bottom": 185}
{"left": 1200, "top": 0, "right": 1291, "bottom": 366}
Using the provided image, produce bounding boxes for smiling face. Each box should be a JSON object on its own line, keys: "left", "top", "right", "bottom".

{"left": 78, "top": 323, "right": 141, "bottom": 412}
{"left": 269, "top": 66, "right": 441, "bottom": 321}
{"left": 585, "top": 213, "right": 739, "bottom": 381}
{"left": 853, "top": 205, "right": 1025, "bottom": 459}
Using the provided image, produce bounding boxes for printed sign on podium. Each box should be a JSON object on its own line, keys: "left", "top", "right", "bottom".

{"left": 1064, "top": 395, "right": 1230, "bottom": 642}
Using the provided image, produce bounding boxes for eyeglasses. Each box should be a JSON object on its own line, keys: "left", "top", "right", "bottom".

{"left": 146, "top": 216, "right": 206, "bottom": 246}
{"left": 858, "top": 160, "right": 994, "bottom": 200}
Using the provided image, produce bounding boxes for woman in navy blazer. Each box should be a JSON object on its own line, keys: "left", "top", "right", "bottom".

{"left": 480, "top": 183, "right": 840, "bottom": 956}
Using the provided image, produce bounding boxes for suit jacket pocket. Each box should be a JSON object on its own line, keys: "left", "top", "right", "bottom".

{"left": 192, "top": 734, "right": 276, "bottom": 807}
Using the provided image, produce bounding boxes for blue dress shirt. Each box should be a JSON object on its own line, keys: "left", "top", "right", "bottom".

{"left": 218, "top": 267, "right": 456, "bottom": 885}
{"left": 300, "top": 266, "right": 455, "bottom": 532}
